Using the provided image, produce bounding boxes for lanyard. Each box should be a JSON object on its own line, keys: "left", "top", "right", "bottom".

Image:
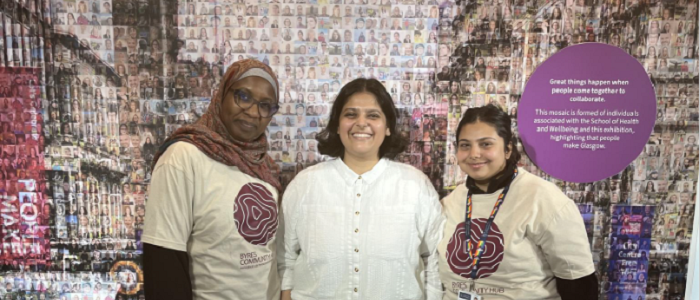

{"left": 464, "top": 168, "right": 518, "bottom": 281}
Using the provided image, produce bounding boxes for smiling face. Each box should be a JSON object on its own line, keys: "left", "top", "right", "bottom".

{"left": 219, "top": 76, "right": 277, "bottom": 142}
{"left": 456, "top": 121, "right": 511, "bottom": 189}
{"left": 337, "top": 92, "right": 390, "bottom": 161}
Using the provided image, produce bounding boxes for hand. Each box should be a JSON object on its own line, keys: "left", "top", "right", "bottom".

{"left": 280, "top": 290, "right": 292, "bottom": 300}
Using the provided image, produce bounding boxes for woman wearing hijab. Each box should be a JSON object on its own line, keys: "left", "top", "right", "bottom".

{"left": 143, "top": 59, "right": 283, "bottom": 300}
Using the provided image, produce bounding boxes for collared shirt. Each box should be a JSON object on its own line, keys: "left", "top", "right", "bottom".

{"left": 279, "top": 158, "right": 444, "bottom": 300}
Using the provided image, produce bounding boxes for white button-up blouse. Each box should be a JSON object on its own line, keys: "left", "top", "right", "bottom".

{"left": 278, "top": 158, "right": 445, "bottom": 300}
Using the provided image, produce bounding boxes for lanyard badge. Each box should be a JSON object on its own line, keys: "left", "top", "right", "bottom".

{"left": 458, "top": 290, "right": 482, "bottom": 300}
{"left": 463, "top": 168, "right": 518, "bottom": 281}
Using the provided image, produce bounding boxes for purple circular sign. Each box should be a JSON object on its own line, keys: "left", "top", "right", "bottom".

{"left": 518, "top": 43, "right": 656, "bottom": 183}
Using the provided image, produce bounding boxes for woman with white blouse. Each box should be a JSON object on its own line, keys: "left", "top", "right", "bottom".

{"left": 279, "top": 78, "right": 445, "bottom": 300}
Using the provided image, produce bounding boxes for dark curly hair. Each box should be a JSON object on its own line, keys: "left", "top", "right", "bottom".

{"left": 316, "top": 78, "right": 407, "bottom": 159}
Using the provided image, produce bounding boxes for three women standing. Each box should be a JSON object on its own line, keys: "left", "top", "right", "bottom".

{"left": 145, "top": 60, "right": 596, "bottom": 299}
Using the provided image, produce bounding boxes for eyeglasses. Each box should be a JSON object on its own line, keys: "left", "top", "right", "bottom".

{"left": 231, "top": 89, "right": 279, "bottom": 118}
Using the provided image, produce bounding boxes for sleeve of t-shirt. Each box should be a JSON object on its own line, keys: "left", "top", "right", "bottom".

{"left": 536, "top": 201, "right": 595, "bottom": 280}
{"left": 142, "top": 143, "right": 195, "bottom": 252}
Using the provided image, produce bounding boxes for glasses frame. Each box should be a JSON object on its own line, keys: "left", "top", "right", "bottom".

{"left": 231, "top": 89, "right": 279, "bottom": 118}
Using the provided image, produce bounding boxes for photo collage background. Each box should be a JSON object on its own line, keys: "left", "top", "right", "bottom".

{"left": 0, "top": 0, "right": 698, "bottom": 299}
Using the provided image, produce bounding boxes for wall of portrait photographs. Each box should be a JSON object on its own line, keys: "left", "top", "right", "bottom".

{"left": 0, "top": 0, "right": 697, "bottom": 299}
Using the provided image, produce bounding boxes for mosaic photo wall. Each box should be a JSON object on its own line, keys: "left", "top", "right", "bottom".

{"left": 0, "top": 0, "right": 697, "bottom": 299}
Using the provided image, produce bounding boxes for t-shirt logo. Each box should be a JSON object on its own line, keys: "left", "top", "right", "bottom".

{"left": 233, "top": 183, "right": 278, "bottom": 246}
{"left": 446, "top": 219, "right": 505, "bottom": 279}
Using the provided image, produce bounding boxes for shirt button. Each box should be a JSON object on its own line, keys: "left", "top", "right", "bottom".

{"left": 356, "top": 193, "right": 361, "bottom": 197}
{"left": 355, "top": 267, "right": 359, "bottom": 272}
{"left": 355, "top": 211, "right": 360, "bottom": 215}
{"left": 354, "top": 288, "right": 358, "bottom": 292}
{"left": 354, "top": 228, "right": 359, "bottom": 233}
{"left": 355, "top": 248, "right": 359, "bottom": 252}
{"left": 358, "top": 176, "right": 362, "bottom": 179}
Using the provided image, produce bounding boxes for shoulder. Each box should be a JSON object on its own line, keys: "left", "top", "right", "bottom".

{"left": 384, "top": 159, "right": 431, "bottom": 183}
{"left": 515, "top": 168, "right": 564, "bottom": 195}
{"left": 281, "top": 160, "right": 336, "bottom": 208}
{"left": 290, "top": 159, "right": 337, "bottom": 183}
{"left": 442, "top": 184, "right": 467, "bottom": 211}
{"left": 154, "top": 142, "right": 204, "bottom": 171}
{"left": 513, "top": 168, "right": 574, "bottom": 211}
{"left": 283, "top": 159, "right": 337, "bottom": 192}
{"left": 383, "top": 160, "right": 439, "bottom": 204}
{"left": 158, "top": 141, "right": 201, "bottom": 159}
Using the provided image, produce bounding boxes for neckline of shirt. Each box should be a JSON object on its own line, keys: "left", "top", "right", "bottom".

{"left": 332, "top": 157, "right": 388, "bottom": 185}
{"left": 466, "top": 166, "right": 527, "bottom": 197}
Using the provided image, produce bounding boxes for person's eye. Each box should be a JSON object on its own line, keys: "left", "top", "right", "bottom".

{"left": 344, "top": 113, "right": 356, "bottom": 117}
{"left": 259, "top": 102, "right": 272, "bottom": 111}
{"left": 236, "top": 91, "right": 252, "bottom": 102}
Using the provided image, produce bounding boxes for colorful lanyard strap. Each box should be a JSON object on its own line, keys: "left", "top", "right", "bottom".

{"left": 464, "top": 168, "right": 518, "bottom": 281}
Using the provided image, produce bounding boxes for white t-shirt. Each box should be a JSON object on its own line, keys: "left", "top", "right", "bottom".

{"left": 438, "top": 168, "right": 595, "bottom": 300}
{"left": 279, "top": 158, "right": 445, "bottom": 300}
{"left": 143, "top": 142, "right": 281, "bottom": 300}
